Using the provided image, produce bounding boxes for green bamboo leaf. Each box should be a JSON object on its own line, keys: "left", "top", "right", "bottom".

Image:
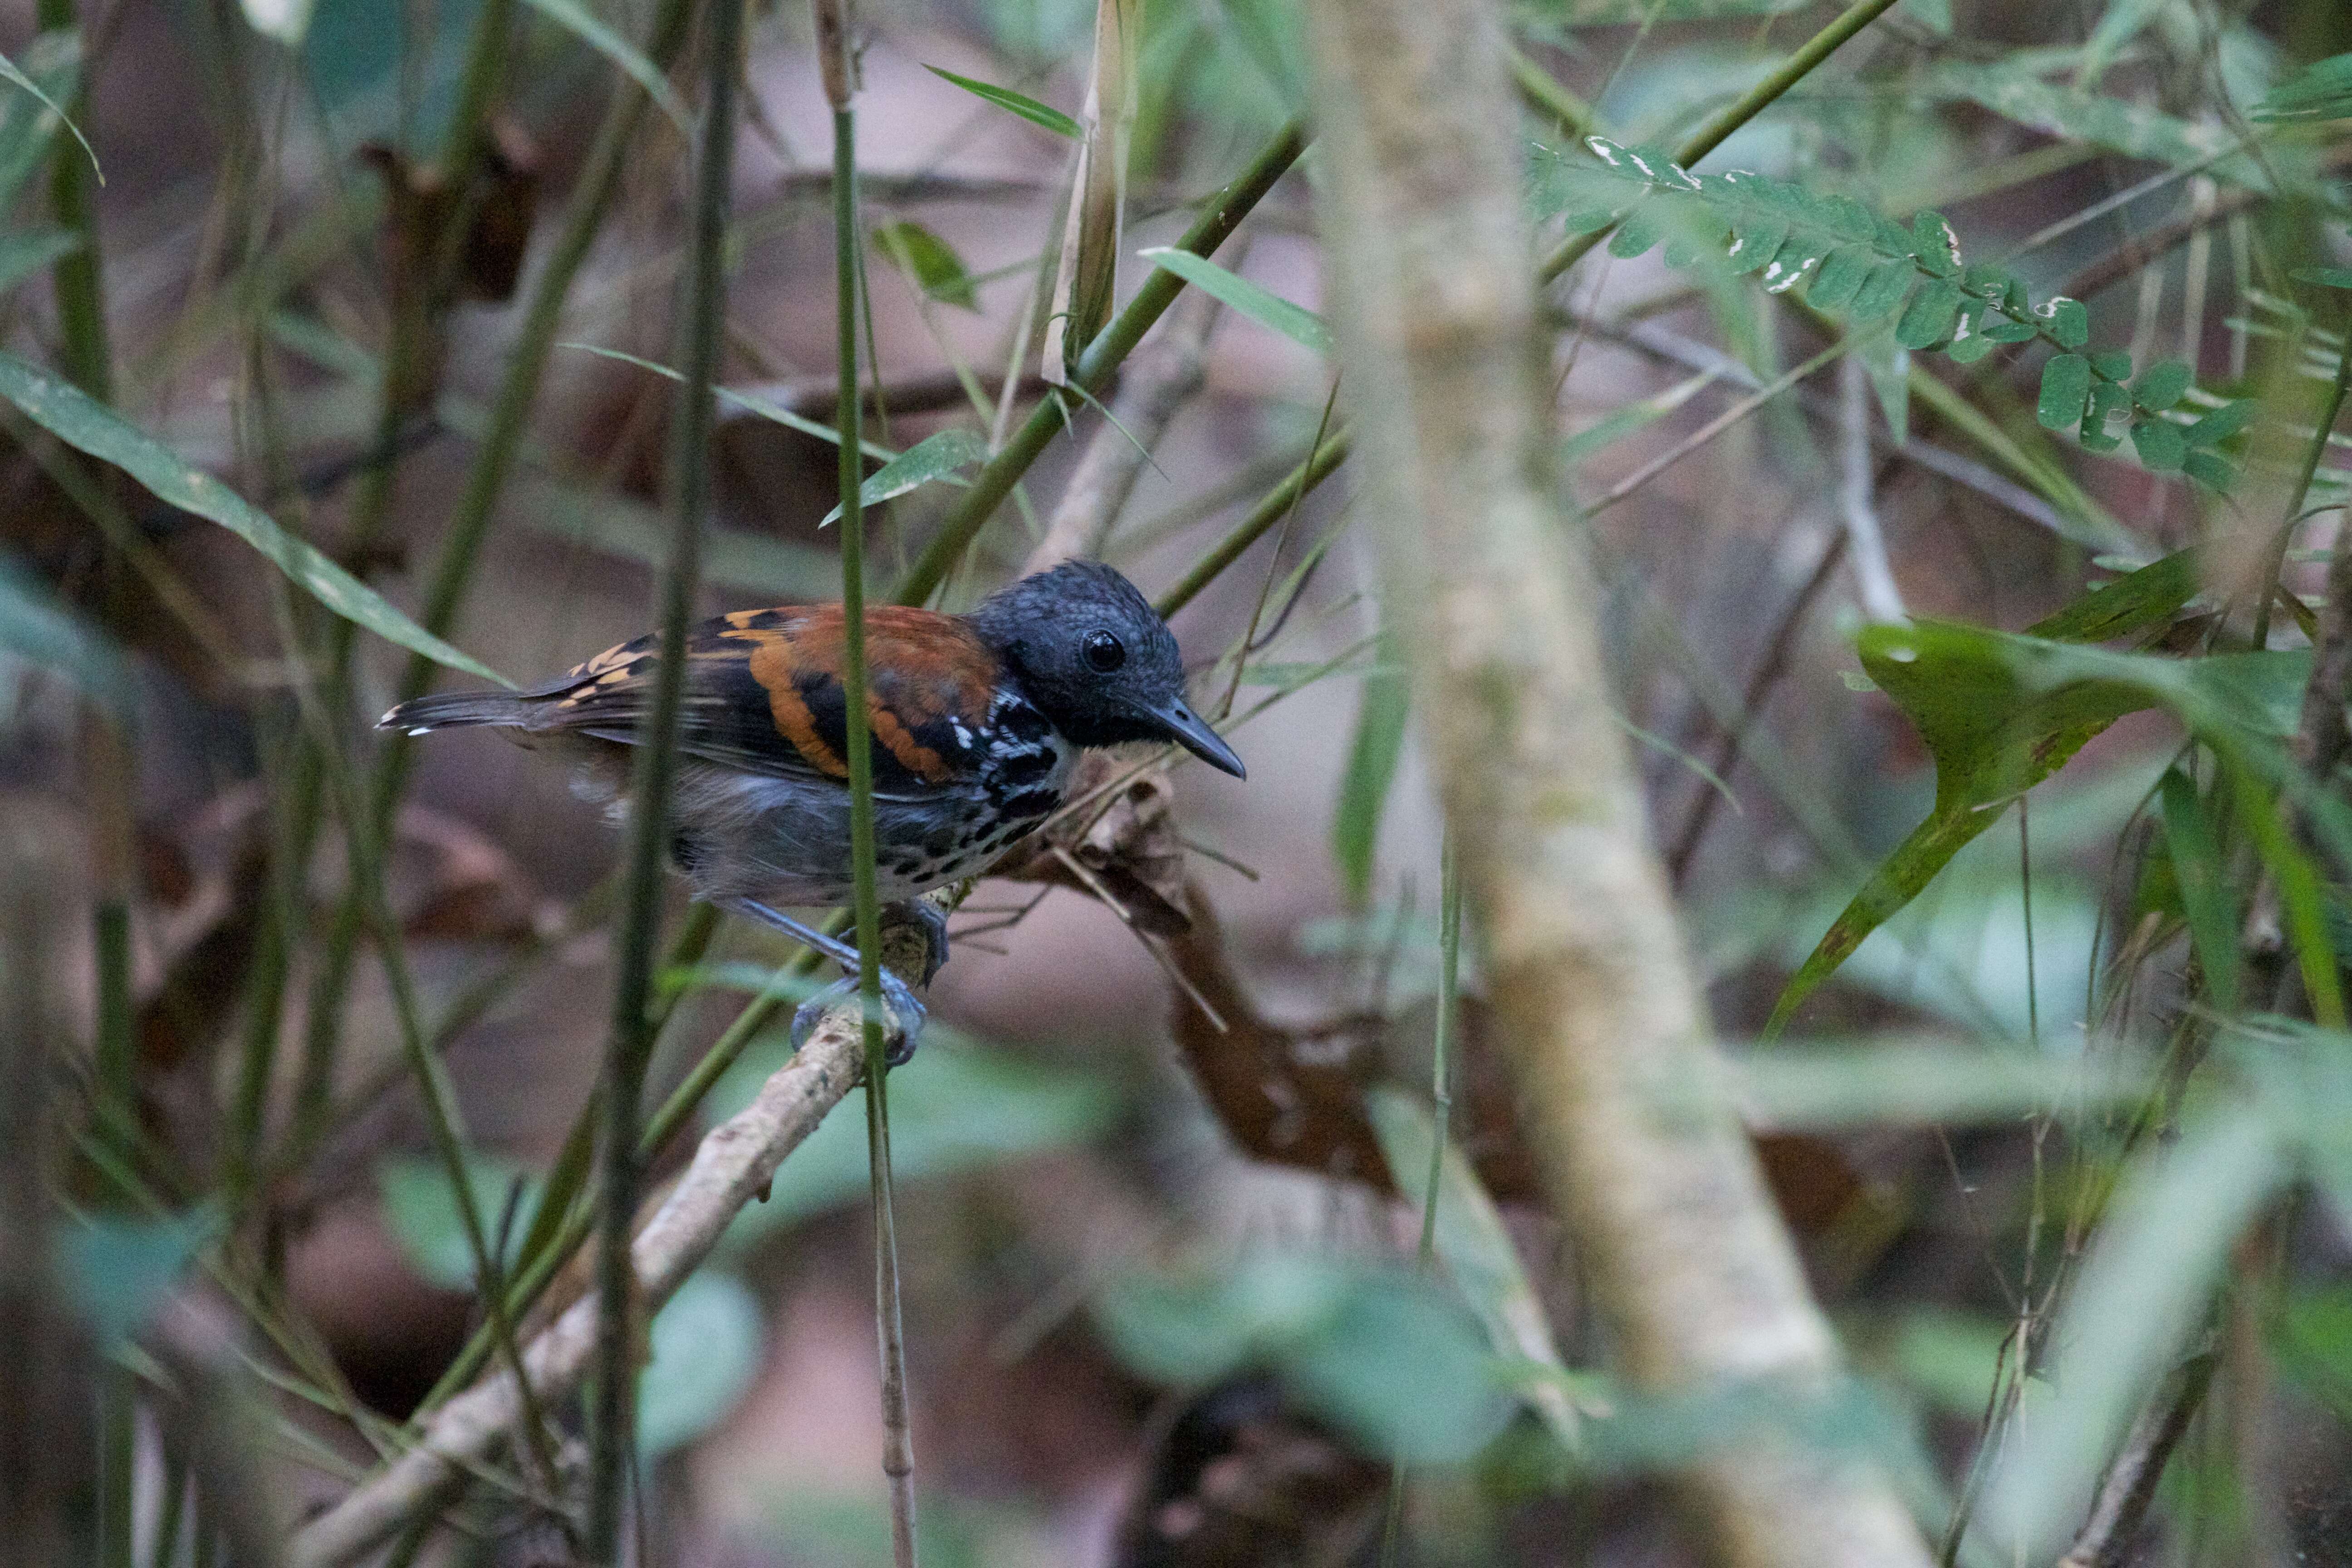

{"left": 2295, "top": 267, "right": 2352, "bottom": 290}
{"left": 2252, "top": 51, "right": 2352, "bottom": 122}
{"left": 872, "top": 219, "right": 979, "bottom": 311}
{"left": 561, "top": 342, "right": 898, "bottom": 462}
{"left": 2037, "top": 353, "right": 2091, "bottom": 430}
{"left": 1365, "top": 1088, "right": 1582, "bottom": 1446}
{"left": 519, "top": 0, "right": 692, "bottom": 133}
{"left": 923, "top": 64, "right": 1080, "bottom": 139}
{"left": 2158, "top": 768, "right": 2240, "bottom": 1014}
{"left": 1853, "top": 325, "right": 1911, "bottom": 445}
{"left": 2078, "top": 0, "right": 2179, "bottom": 88}
{"left": 0, "top": 38, "right": 98, "bottom": 183}
{"left": 1914, "top": 61, "right": 2232, "bottom": 167}
{"left": 1981, "top": 1104, "right": 2288, "bottom": 1559}
{"left": 1733, "top": 1039, "right": 2141, "bottom": 1128}
{"left": 1332, "top": 651, "right": 1410, "bottom": 906}
{"left": 2022, "top": 548, "right": 2198, "bottom": 642}
{"left": 0, "top": 32, "right": 78, "bottom": 214}
{"left": 0, "top": 353, "right": 511, "bottom": 686}
{"left": 0, "top": 547, "right": 134, "bottom": 727}
{"left": 1560, "top": 368, "right": 1724, "bottom": 465}
{"left": 1764, "top": 621, "right": 2306, "bottom": 1037}
{"left": 818, "top": 428, "right": 987, "bottom": 525}
{"left": 0, "top": 229, "right": 78, "bottom": 297}
{"left": 1139, "top": 245, "right": 1332, "bottom": 353}
{"left": 2183, "top": 450, "right": 2235, "bottom": 491}
{"left": 2131, "top": 416, "right": 2187, "bottom": 471}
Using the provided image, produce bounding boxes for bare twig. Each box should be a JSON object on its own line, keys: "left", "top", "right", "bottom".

{"left": 1301, "top": 1, "right": 1934, "bottom": 1564}
{"left": 284, "top": 979, "right": 910, "bottom": 1568}
{"left": 1571, "top": 312, "right": 2075, "bottom": 539}
{"left": 1665, "top": 524, "right": 1849, "bottom": 886}
{"left": 1839, "top": 355, "right": 1906, "bottom": 623}
{"left": 1583, "top": 341, "right": 1846, "bottom": 516}
{"left": 2056, "top": 1347, "right": 2219, "bottom": 1568}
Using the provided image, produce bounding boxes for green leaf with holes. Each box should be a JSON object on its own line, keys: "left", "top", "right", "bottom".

{"left": 2038, "top": 353, "right": 2090, "bottom": 430}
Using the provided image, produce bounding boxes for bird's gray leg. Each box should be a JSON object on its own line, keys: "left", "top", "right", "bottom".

{"left": 720, "top": 899, "right": 927, "bottom": 1065}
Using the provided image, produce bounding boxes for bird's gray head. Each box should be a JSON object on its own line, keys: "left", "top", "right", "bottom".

{"left": 966, "top": 560, "right": 1245, "bottom": 778}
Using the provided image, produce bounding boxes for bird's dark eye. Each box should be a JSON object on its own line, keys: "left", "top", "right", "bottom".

{"left": 1082, "top": 630, "right": 1126, "bottom": 673}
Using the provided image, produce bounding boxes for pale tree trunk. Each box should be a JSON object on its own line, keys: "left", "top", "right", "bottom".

{"left": 1298, "top": 1, "right": 1935, "bottom": 1563}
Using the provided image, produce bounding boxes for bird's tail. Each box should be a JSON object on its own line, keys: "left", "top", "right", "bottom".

{"left": 378, "top": 688, "right": 533, "bottom": 735}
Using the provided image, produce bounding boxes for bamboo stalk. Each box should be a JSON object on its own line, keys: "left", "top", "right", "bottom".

{"left": 584, "top": 0, "right": 739, "bottom": 1550}
{"left": 892, "top": 120, "right": 1307, "bottom": 606}
{"left": 815, "top": 8, "right": 922, "bottom": 1557}
{"left": 1299, "top": 0, "right": 1935, "bottom": 1562}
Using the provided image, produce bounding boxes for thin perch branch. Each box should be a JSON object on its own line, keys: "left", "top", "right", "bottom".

{"left": 1300, "top": 0, "right": 1934, "bottom": 1562}
{"left": 2055, "top": 1346, "right": 2217, "bottom": 1568}
{"left": 284, "top": 990, "right": 897, "bottom": 1567}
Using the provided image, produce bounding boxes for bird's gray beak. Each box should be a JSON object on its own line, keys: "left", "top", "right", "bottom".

{"left": 1150, "top": 696, "right": 1246, "bottom": 779}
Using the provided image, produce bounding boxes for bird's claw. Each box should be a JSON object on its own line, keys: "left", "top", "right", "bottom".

{"left": 789, "top": 969, "right": 927, "bottom": 1066}
{"left": 890, "top": 898, "right": 952, "bottom": 987}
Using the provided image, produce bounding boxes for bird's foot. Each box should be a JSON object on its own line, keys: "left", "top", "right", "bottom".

{"left": 886, "top": 898, "right": 952, "bottom": 986}
{"left": 721, "top": 898, "right": 940, "bottom": 1066}
{"left": 789, "top": 970, "right": 926, "bottom": 1066}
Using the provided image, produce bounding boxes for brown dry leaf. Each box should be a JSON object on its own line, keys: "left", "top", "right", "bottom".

{"left": 1112, "top": 1375, "right": 1387, "bottom": 1568}
{"left": 1165, "top": 880, "right": 1396, "bottom": 1192}
{"left": 992, "top": 753, "right": 1192, "bottom": 936}
{"left": 359, "top": 116, "right": 542, "bottom": 414}
{"left": 391, "top": 802, "right": 543, "bottom": 943}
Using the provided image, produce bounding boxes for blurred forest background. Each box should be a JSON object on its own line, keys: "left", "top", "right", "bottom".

{"left": 5, "top": 0, "right": 2352, "bottom": 1563}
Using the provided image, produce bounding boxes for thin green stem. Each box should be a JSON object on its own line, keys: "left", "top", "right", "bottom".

{"left": 39, "top": 0, "right": 109, "bottom": 403}
{"left": 411, "top": 928, "right": 826, "bottom": 1416}
{"left": 301, "top": 0, "right": 700, "bottom": 1132}
{"left": 1156, "top": 428, "right": 1352, "bottom": 619}
{"left": 832, "top": 89, "right": 922, "bottom": 1568}
{"left": 101, "top": 1365, "right": 133, "bottom": 1568}
{"left": 1378, "top": 842, "right": 1460, "bottom": 1566}
{"left": 894, "top": 120, "right": 1307, "bottom": 606}
{"left": 286, "top": 0, "right": 525, "bottom": 1159}
{"left": 2253, "top": 318, "right": 2352, "bottom": 649}
{"left": 1537, "top": 0, "right": 1904, "bottom": 284}
{"left": 587, "top": 0, "right": 738, "bottom": 1548}
{"left": 39, "top": 0, "right": 135, "bottom": 1201}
